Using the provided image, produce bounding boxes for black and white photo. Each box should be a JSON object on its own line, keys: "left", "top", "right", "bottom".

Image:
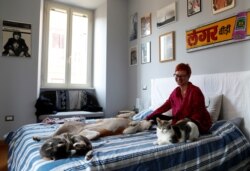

{"left": 2, "top": 20, "right": 31, "bottom": 57}
{"left": 129, "top": 46, "right": 138, "bottom": 66}
{"left": 129, "top": 13, "right": 138, "bottom": 41}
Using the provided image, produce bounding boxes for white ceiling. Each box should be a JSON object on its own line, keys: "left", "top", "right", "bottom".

{"left": 53, "top": 0, "right": 106, "bottom": 9}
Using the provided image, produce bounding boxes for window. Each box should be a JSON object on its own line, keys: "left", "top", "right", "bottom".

{"left": 42, "top": 2, "right": 93, "bottom": 88}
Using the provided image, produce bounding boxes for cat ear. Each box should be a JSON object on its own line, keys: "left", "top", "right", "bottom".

{"left": 57, "top": 143, "right": 65, "bottom": 147}
{"left": 167, "top": 125, "right": 171, "bottom": 130}
{"left": 166, "top": 120, "right": 172, "bottom": 124}
{"left": 156, "top": 117, "right": 162, "bottom": 125}
{"left": 45, "top": 147, "right": 53, "bottom": 152}
{"left": 183, "top": 118, "right": 190, "bottom": 122}
{"left": 74, "top": 142, "right": 85, "bottom": 148}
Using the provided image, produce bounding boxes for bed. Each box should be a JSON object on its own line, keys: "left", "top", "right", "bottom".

{"left": 7, "top": 71, "right": 250, "bottom": 171}
{"left": 6, "top": 119, "right": 250, "bottom": 171}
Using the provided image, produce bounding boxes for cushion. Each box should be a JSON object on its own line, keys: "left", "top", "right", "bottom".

{"left": 205, "top": 94, "right": 223, "bottom": 123}
{"left": 35, "top": 89, "right": 102, "bottom": 116}
{"left": 132, "top": 108, "right": 153, "bottom": 121}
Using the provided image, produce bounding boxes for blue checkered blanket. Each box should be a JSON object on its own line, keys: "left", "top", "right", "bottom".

{"left": 7, "top": 120, "right": 250, "bottom": 171}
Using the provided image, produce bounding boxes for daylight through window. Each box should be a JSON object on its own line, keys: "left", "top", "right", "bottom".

{"left": 42, "top": 2, "right": 93, "bottom": 88}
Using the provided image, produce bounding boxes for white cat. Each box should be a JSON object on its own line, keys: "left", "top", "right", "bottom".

{"left": 154, "top": 117, "right": 199, "bottom": 145}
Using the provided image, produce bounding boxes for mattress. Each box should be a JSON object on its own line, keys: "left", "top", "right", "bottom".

{"left": 7, "top": 120, "right": 250, "bottom": 171}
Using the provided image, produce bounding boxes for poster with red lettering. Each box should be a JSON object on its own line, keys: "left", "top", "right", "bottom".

{"left": 186, "top": 10, "right": 250, "bottom": 52}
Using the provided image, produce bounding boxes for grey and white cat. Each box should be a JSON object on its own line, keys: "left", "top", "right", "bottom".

{"left": 154, "top": 117, "right": 199, "bottom": 145}
{"left": 39, "top": 133, "right": 93, "bottom": 160}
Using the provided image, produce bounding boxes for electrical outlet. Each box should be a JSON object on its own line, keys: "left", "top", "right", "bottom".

{"left": 5, "top": 115, "right": 14, "bottom": 121}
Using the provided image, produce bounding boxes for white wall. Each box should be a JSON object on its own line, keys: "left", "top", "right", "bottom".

{"left": 94, "top": 0, "right": 129, "bottom": 118}
{"left": 0, "top": 0, "right": 129, "bottom": 138}
{"left": 0, "top": 0, "right": 43, "bottom": 138}
{"left": 94, "top": 3, "right": 107, "bottom": 115}
{"left": 2, "top": 0, "right": 249, "bottom": 139}
{"left": 105, "top": 0, "right": 129, "bottom": 117}
{"left": 127, "top": 0, "right": 250, "bottom": 111}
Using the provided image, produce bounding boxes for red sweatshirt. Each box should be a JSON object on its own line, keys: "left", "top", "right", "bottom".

{"left": 146, "top": 82, "right": 212, "bottom": 134}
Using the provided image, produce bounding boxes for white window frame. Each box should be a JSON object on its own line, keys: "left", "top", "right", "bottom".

{"left": 41, "top": 1, "right": 93, "bottom": 89}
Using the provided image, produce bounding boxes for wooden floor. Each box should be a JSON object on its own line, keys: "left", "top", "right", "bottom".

{"left": 0, "top": 140, "right": 8, "bottom": 171}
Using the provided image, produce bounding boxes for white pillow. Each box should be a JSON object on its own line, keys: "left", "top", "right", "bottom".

{"left": 205, "top": 94, "right": 223, "bottom": 123}
{"left": 132, "top": 108, "right": 153, "bottom": 121}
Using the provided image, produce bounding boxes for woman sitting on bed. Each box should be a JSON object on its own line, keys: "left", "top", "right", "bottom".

{"left": 146, "top": 63, "right": 212, "bottom": 134}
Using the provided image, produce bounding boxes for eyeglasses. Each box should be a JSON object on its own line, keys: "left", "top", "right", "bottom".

{"left": 173, "top": 74, "right": 188, "bottom": 79}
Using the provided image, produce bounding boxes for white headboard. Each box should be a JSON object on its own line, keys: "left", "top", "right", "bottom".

{"left": 151, "top": 70, "right": 250, "bottom": 139}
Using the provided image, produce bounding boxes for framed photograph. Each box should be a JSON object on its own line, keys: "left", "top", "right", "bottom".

{"left": 159, "top": 31, "right": 175, "bottom": 62}
{"left": 141, "top": 13, "right": 152, "bottom": 37}
{"left": 212, "top": 0, "right": 235, "bottom": 14}
{"left": 129, "top": 46, "right": 138, "bottom": 66}
{"left": 156, "top": 2, "right": 176, "bottom": 28}
{"left": 129, "top": 12, "right": 138, "bottom": 41}
{"left": 187, "top": 0, "right": 201, "bottom": 17}
{"left": 2, "top": 20, "right": 32, "bottom": 57}
{"left": 141, "top": 41, "right": 151, "bottom": 64}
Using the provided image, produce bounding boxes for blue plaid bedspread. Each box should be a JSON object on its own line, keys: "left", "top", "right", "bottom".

{"left": 7, "top": 120, "right": 250, "bottom": 171}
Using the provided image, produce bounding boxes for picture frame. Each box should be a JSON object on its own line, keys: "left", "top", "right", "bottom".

{"left": 2, "top": 20, "right": 32, "bottom": 57}
{"left": 156, "top": 2, "right": 176, "bottom": 28}
{"left": 141, "top": 41, "right": 151, "bottom": 64}
{"left": 212, "top": 0, "right": 235, "bottom": 14}
{"left": 129, "top": 46, "right": 138, "bottom": 66}
{"left": 141, "top": 13, "right": 152, "bottom": 37}
{"left": 159, "top": 31, "right": 175, "bottom": 62}
{"left": 129, "top": 12, "right": 138, "bottom": 41}
{"left": 187, "top": 0, "right": 201, "bottom": 17}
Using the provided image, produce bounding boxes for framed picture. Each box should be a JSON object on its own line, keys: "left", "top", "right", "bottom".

{"left": 129, "top": 12, "right": 138, "bottom": 41}
{"left": 156, "top": 2, "right": 176, "bottom": 28}
{"left": 187, "top": 0, "right": 201, "bottom": 17}
{"left": 141, "top": 41, "right": 151, "bottom": 64}
{"left": 141, "top": 13, "right": 151, "bottom": 37}
{"left": 129, "top": 46, "right": 138, "bottom": 66}
{"left": 159, "top": 31, "right": 175, "bottom": 62}
{"left": 2, "top": 20, "right": 32, "bottom": 57}
{"left": 212, "top": 0, "right": 235, "bottom": 14}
